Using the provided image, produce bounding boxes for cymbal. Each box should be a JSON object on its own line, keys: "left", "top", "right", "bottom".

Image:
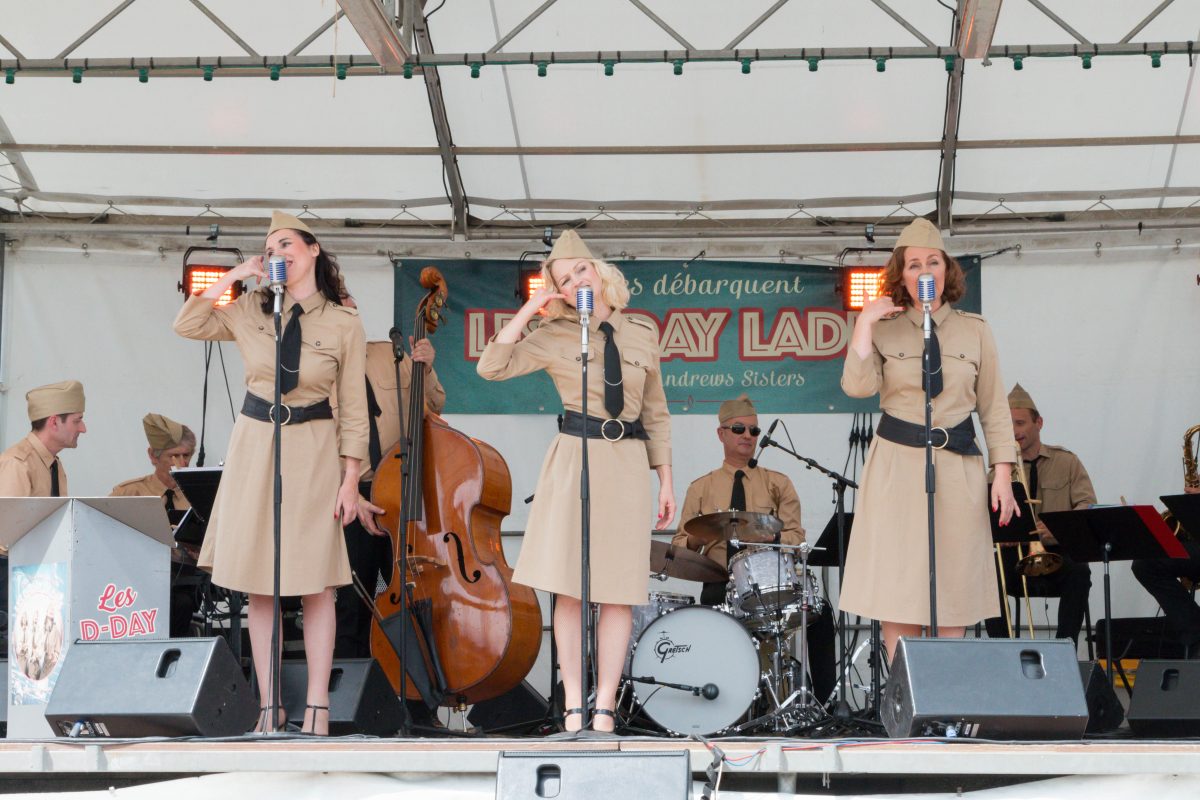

{"left": 683, "top": 510, "right": 783, "bottom": 546}
{"left": 648, "top": 541, "right": 727, "bottom": 583}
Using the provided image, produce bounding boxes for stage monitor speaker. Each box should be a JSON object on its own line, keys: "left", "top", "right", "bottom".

{"left": 1079, "top": 660, "right": 1124, "bottom": 734}
{"left": 467, "top": 680, "right": 550, "bottom": 735}
{"left": 44, "top": 637, "right": 256, "bottom": 737}
{"left": 281, "top": 658, "right": 402, "bottom": 737}
{"left": 1127, "top": 660, "right": 1200, "bottom": 738}
{"left": 882, "top": 638, "right": 1089, "bottom": 739}
{"left": 497, "top": 750, "right": 689, "bottom": 800}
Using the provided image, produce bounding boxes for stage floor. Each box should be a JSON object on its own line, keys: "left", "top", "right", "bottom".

{"left": 2, "top": 735, "right": 1200, "bottom": 796}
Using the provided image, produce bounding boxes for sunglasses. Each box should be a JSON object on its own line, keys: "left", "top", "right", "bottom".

{"left": 721, "top": 423, "right": 761, "bottom": 437}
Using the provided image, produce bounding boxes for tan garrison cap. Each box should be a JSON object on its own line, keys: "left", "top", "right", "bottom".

{"left": 26, "top": 380, "right": 85, "bottom": 421}
{"left": 547, "top": 230, "right": 595, "bottom": 263}
{"left": 142, "top": 413, "right": 185, "bottom": 451}
{"left": 894, "top": 218, "right": 946, "bottom": 252}
{"left": 1008, "top": 383, "right": 1037, "bottom": 412}
{"left": 718, "top": 393, "right": 757, "bottom": 423}
{"left": 267, "top": 210, "right": 313, "bottom": 238}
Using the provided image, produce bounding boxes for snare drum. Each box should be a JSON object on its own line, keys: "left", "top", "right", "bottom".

{"left": 626, "top": 592, "right": 694, "bottom": 671}
{"left": 740, "top": 569, "right": 828, "bottom": 635}
{"left": 728, "top": 547, "right": 797, "bottom": 613}
{"left": 629, "top": 606, "right": 759, "bottom": 735}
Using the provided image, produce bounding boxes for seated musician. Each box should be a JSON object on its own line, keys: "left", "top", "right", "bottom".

{"left": 983, "top": 384, "right": 1094, "bottom": 645}
{"left": 1132, "top": 483, "right": 1200, "bottom": 658}
{"left": 110, "top": 412, "right": 198, "bottom": 636}
{"left": 672, "top": 393, "right": 836, "bottom": 703}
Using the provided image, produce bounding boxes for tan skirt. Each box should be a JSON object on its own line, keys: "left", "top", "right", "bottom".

{"left": 513, "top": 433, "right": 654, "bottom": 606}
{"left": 838, "top": 436, "right": 1000, "bottom": 627}
{"left": 198, "top": 415, "right": 351, "bottom": 596}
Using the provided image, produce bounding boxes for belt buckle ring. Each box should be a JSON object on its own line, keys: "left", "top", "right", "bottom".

{"left": 600, "top": 418, "right": 625, "bottom": 442}
{"left": 930, "top": 426, "right": 949, "bottom": 450}
{"left": 268, "top": 403, "right": 294, "bottom": 425}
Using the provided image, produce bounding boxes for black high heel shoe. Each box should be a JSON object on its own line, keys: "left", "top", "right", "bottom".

{"left": 561, "top": 707, "right": 585, "bottom": 732}
{"left": 255, "top": 705, "right": 287, "bottom": 733}
{"left": 302, "top": 703, "right": 330, "bottom": 736}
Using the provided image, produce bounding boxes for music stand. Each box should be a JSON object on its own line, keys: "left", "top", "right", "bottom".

{"left": 1162, "top": 493, "right": 1200, "bottom": 537}
{"left": 809, "top": 513, "right": 854, "bottom": 568}
{"left": 987, "top": 481, "right": 1038, "bottom": 545}
{"left": 171, "top": 466, "right": 223, "bottom": 548}
{"left": 170, "top": 466, "right": 242, "bottom": 660}
{"left": 1041, "top": 505, "right": 1187, "bottom": 683}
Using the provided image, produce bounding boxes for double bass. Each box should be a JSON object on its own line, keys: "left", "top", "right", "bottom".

{"left": 370, "top": 267, "right": 542, "bottom": 707}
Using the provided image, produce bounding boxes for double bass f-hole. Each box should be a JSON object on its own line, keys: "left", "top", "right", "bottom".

{"left": 443, "top": 532, "right": 483, "bottom": 583}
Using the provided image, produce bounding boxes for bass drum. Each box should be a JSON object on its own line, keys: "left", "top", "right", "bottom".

{"left": 629, "top": 606, "right": 759, "bottom": 736}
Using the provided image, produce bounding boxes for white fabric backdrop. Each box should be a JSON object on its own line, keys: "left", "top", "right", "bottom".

{"left": 1, "top": 239, "right": 1197, "bottom": 692}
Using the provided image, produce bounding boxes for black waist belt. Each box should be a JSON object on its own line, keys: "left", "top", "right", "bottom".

{"left": 241, "top": 393, "right": 333, "bottom": 425}
{"left": 559, "top": 410, "right": 649, "bottom": 442}
{"left": 876, "top": 412, "right": 981, "bottom": 456}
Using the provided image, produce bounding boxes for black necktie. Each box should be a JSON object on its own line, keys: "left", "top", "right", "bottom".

{"left": 365, "top": 377, "right": 383, "bottom": 471}
{"left": 164, "top": 488, "right": 176, "bottom": 513}
{"left": 280, "top": 303, "right": 304, "bottom": 395}
{"left": 730, "top": 469, "right": 747, "bottom": 511}
{"left": 596, "top": 320, "right": 624, "bottom": 419}
{"left": 1027, "top": 459, "right": 1039, "bottom": 501}
{"left": 49, "top": 461, "right": 60, "bottom": 497}
{"left": 923, "top": 322, "right": 943, "bottom": 398}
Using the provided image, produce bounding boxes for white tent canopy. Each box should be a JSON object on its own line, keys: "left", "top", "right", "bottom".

{"left": 0, "top": 0, "right": 1198, "bottom": 245}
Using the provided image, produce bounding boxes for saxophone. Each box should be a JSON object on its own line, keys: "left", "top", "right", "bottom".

{"left": 1184, "top": 424, "right": 1200, "bottom": 491}
{"left": 1170, "top": 425, "right": 1200, "bottom": 543}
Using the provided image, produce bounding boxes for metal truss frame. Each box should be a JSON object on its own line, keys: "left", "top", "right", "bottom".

{"left": 0, "top": 0, "right": 1197, "bottom": 243}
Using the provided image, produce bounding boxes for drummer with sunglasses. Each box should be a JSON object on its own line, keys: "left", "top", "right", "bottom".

{"left": 672, "top": 393, "right": 836, "bottom": 703}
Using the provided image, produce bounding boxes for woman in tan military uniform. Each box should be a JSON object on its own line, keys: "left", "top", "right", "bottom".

{"left": 840, "top": 219, "right": 1019, "bottom": 660}
{"left": 477, "top": 230, "right": 674, "bottom": 733}
{"left": 173, "top": 211, "right": 369, "bottom": 734}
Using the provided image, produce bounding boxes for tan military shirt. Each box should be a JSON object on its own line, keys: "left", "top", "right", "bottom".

{"left": 0, "top": 432, "right": 65, "bottom": 497}
{"left": 673, "top": 463, "right": 804, "bottom": 567}
{"left": 477, "top": 310, "right": 671, "bottom": 467}
{"left": 842, "top": 303, "right": 1017, "bottom": 465}
{"left": 173, "top": 289, "right": 369, "bottom": 463}
{"left": 989, "top": 444, "right": 1096, "bottom": 515}
{"left": 331, "top": 340, "right": 446, "bottom": 482}
{"left": 110, "top": 473, "right": 193, "bottom": 512}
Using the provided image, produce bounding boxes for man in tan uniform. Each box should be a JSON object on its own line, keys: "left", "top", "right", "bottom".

{"left": 673, "top": 393, "right": 836, "bottom": 702}
{"left": 111, "top": 414, "right": 198, "bottom": 637}
{"left": 333, "top": 335, "right": 444, "bottom": 659}
{"left": 0, "top": 380, "right": 86, "bottom": 642}
{"left": 0, "top": 380, "right": 86, "bottom": 498}
{"left": 984, "top": 383, "right": 1096, "bottom": 644}
{"left": 110, "top": 413, "right": 196, "bottom": 512}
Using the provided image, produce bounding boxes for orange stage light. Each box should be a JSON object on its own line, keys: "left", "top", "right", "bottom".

{"left": 519, "top": 269, "right": 546, "bottom": 303}
{"left": 181, "top": 265, "right": 244, "bottom": 307}
{"left": 843, "top": 268, "right": 886, "bottom": 311}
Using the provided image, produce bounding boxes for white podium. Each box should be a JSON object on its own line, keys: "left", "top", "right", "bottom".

{"left": 0, "top": 497, "right": 173, "bottom": 738}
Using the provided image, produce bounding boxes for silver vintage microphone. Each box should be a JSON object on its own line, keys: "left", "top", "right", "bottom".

{"left": 917, "top": 272, "right": 935, "bottom": 340}
{"left": 576, "top": 285, "right": 594, "bottom": 354}
{"left": 267, "top": 255, "right": 288, "bottom": 314}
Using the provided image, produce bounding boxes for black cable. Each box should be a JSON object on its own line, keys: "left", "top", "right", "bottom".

{"left": 216, "top": 341, "right": 237, "bottom": 421}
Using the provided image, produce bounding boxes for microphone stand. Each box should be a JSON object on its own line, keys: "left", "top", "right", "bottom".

{"left": 757, "top": 435, "right": 859, "bottom": 722}
{"left": 922, "top": 301, "right": 938, "bottom": 636}
{"left": 266, "top": 283, "right": 285, "bottom": 736}
{"left": 388, "top": 328, "right": 413, "bottom": 737}
{"left": 577, "top": 310, "right": 593, "bottom": 732}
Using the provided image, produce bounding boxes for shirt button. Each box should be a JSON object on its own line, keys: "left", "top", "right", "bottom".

{"left": 315, "top": 341, "right": 321, "bottom": 346}
{"left": 575, "top": 356, "right": 581, "bottom": 362}
{"left": 899, "top": 352, "right": 904, "bottom": 357}
{"left": 258, "top": 325, "right": 264, "bottom": 331}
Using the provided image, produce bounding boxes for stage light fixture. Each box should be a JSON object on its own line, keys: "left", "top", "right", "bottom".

{"left": 741, "top": 58, "right": 752, "bottom": 74}
{"left": 604, "top": 61, "right": 614, "bottom": 76}
{"left": 843, "top": 268, "right": 886, "bottom": 311}
{"left": 181, "top": 246, "right": 245, "bottom": 307}
{"left": 403, "top": 63, "right": 414, "bottom": 79}
{"left": 518, "top": 268, "right": 546, "bottom": 304}
{"left": 537, "top": 62, "right": 547, "bottom": 77}
{"left": 673, "top": 59, "right": 684, "bottom": 76}
{"left": 470, "top": 62, "right": 481, "bottom": 78}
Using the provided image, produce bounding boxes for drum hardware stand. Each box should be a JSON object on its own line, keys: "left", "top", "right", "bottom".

{"left": 755, "top": 433, "right": 861, "bottom": 723}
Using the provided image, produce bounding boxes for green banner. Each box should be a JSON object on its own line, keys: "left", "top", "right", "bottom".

{"left": 395, "top": 257, "right": 981, "bottom": 415}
